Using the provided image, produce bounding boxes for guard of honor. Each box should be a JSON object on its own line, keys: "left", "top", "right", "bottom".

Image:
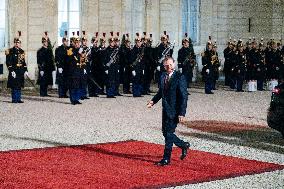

{"left": 5, "top": 30, "right": 284, "bottom": 103}
{"left": 222, "top": 37, "right": 284, "bottom": 93}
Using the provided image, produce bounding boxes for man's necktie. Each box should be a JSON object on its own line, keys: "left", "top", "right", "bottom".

{"left": 164, "top": 74, "right": 170, "bottom": 92}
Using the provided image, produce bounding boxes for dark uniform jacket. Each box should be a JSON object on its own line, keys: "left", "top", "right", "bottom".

{"left": 201, "top": 50, "right": 214, "bottom": 81}
{"left": 55, "top": 44, "right": 68, "bottom": 85}
{"left": 152, "top": 71, "right": 188, "bottom": 120}
{"left": 66, "top": 47, "right": 84, "bottom": 89}
{"left": 37, "top": 46, "right": 55, "bottom": 85}
{"left": 103, "top": 46, "right": 120, "bottom": 86}
{"left": 177, "top": 47, "right": 196, "bottom": 74}
{"left": 5, "top": 47, "right": 27, "bottom": 89}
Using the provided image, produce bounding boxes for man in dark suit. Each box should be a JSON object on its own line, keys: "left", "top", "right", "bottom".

{"left": 147, "top": 57, "right": 190, "bottom": 166}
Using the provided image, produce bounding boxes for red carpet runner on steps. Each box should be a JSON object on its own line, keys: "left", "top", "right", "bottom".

{"left": 1, "top": 140, "right": 283, "bottom": 188}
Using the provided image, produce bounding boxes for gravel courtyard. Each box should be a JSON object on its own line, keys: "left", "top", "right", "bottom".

{"left": 0, "top": 84, "right": 283, "bottom": 188}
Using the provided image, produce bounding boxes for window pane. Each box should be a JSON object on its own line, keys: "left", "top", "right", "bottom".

{"left": 0, "top": 10, "right": 5, "bottom": 28}
{"left": 69, "top": 12, "right": 80, "bottom": 28}
{"left": 58, "top": 0, "right": 67, "bottom": 11}
{"left": 69, "top": 0, "right": 80, "bottom": 11}
{"left": 58, "top": 11, "right": 68, "bottom": 37}
{"left": 0, "top": 29, "right": 5, "bottom": 48}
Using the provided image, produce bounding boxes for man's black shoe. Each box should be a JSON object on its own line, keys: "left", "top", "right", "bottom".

{"left": 17, "top": 100, "right": 24, "bottom": 103}
{"left": 107, "top": 96, "right": 116, "bottom": 98}
{"left": 205, "top": 91, "right": 214, "bottom": 94}
{"left": 180, "top": 142, "right": 190, "bottom": 160}
{"left": 155, "top": 159, "right": 170, "bottom": 166}
{"left": 75, "top": 101, "right": 82, "bottom": 104}
{"left": 236, "top": 90, "right": 244, "bottom": 92}
{"left": 116, "top": 93, "right": 123, "bottom": 96}
{"left": 84, "top": 97, "right": 90, "bottom": 99}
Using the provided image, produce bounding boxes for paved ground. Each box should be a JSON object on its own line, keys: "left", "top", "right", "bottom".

{"left": 0, "top": 84, "right": 283, "bottom": 188}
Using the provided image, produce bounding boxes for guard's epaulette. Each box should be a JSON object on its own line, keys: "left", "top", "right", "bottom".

{"left": 67, "top": 48, "right": 73, "bottom": 56}
{"left": 5, "top": 49, "right": 10, "bottom": 56}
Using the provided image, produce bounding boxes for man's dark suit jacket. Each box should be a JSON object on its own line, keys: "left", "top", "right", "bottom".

{"left": 152, "top": 71, "right": 188, "bottom": 120}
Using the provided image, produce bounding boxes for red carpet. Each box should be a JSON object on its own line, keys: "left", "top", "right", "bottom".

{"left": 0, "top": 140, "right": 283, "bottom": 189}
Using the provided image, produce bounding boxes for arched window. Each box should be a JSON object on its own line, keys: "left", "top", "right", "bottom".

{"left": 0, "top": 0, "right": 7, "bottom": 49}
{"left": 182, "top": 0, "right": 199, "bottom": 44}
{"left": 58, "top": 0, "right": 81, "bottom": 45}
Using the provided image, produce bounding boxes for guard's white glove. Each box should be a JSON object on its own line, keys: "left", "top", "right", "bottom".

{"left": 124, "top": 68, "right": 126, "bottom": 72}
{"left": 218, "top": 67, "right": 222, "bottom": 71}
{"left": 157, "top": 66, "right": 160, "bottom": 71}
{"left": 118, "top": 70, "right": 120, "bottom": 73}
{"left": 142, "top": 70, "right": 145, "bottom": 75}
{"left": 11, "top": 71, "right": 16, "bottom": 78}
{"left": 84, "top": 69, "right": 87, "bottom": 74}
{"left": 132, "top": 70, "right": 136, "bottom": 76}
{"left": 206, "top": 69, "right": 210, "bottom": 73}
{"left": 58, "top": 68, "right": 63, "bottom": 74}
{"left": 179, "top": 68, "right": 182, "bottom": 73}
{"left": 78, "top": 48, "right": 83, "bottom": 54}
{"left": 105, "top": 70, "right": 108, "bottom": 74}
{"left": 276, "top": 67, "right": 279, "bottom": 71}
{"left": 40, "top": 71, "right": 44, "bottom": 76}
{"left": 24, "top": 71, "right": 29, "bottom": 79}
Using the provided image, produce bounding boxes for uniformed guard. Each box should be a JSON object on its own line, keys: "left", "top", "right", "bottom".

{"left": 55, "top": 31, "right": 69, "bottom": 98}
{"left": 66, "top": 34, "right": 84, "bottom": 105}
{"left": 130, "top": 33, "right": 145, "bottom": 97}
{"left": 177, "top": 33, "right": 196, "bottom": 90}
{"left": 114, "top": 32, "right": 123, "bottom": 96}
{"left": 89, "top": 32, "right": 100, "bottom": 97}
{"left": 255, "top": 38, "right": 266, "bottom": 90}
{"left": 36, "top": 31, "right": 55, "bottom": 97}
{"left": 155, "top": 31, "right": 173, "bottom": 86}
{"left": 103, "top": 32, "right": 120, "bottom": 98}
{"left": 5, "top": 31, "right": 29, "bottom": 103}
{"left": 223, "top": 38, "right": 234, "bottom": 87}
{"left": 79, "top": 31, "right": 90, "bottom": 100}
{"left": 266, "top": 40, "right": 282, "bottom": 81}
{"left": 232, "top": 41, "right": 246, "bottom": 92}
{"left": 246, "top": 38, "right": 259, "bottom": 82}
{"left": 97, "top": 32, "right": 107, "bottom": 94}
{"left": 120, "top": 33, "right": 132, "bottom": 94}
{"left": 211, "top": 41, "right": 220, "bottom": 90}
{"left": 143, "top": 33, "right": 156, "bottom": 94}
{"left": 201, "top": 37, "right": 214, "bottom": 94}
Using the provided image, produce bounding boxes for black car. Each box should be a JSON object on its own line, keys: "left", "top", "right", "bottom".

{"left": 267, "top": 81, "right": 284, "bottom": 138}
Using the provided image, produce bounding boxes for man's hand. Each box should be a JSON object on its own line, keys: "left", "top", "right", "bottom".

{"left": 147, "top": 101, "right": 154, "bottom": 108}
{"left": 178, "top": 116, "right": 186, "bottom": 124}
{"left": 40, "top": 71, "right": 44, "bottom": 76}
{"left": 105, "top": 70, "right": 108, "bottom": 74}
